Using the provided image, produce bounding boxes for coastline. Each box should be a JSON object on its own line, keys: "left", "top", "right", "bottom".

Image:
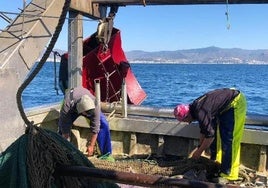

{"left": 43, "top": 58, "right": 268, "bottom": 65}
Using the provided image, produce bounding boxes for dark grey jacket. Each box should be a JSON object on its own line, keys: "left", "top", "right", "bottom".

{"left": 58, "top": 86, "right": 100, "bottom": 134}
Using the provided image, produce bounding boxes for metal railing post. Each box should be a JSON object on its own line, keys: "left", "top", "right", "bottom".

{"left": 94, "top": 79, "right": 101, "bottom": 113}
{"left": 121, "top": 78, "right": 127, "bottom": 117}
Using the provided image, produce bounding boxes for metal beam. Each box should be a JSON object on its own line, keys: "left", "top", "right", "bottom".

{"left": 91, "top": 0, "right": 268, "bottom": 5}
{"left": 68, "top": 11, "right": 83, "bottom": 88}
{"left": 70, "top": 0, "right": 268, "bottom": 19}
{"left": 70, "top": 0, "right": 102, "bottom": 19}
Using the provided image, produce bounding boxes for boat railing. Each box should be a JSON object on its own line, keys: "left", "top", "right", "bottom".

{"left": 26, "top": 101, "right": 268, "bottom": 144}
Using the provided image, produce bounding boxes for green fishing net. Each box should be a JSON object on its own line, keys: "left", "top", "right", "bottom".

{"left": 0, "top": 126, "right": 118, "bottom": 188}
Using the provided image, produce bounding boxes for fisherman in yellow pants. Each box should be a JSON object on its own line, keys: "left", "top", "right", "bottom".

{"left": 173, "top": 88, "right": 247, "bottom": 182}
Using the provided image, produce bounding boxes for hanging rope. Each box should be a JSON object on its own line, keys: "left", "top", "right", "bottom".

{"left": 15, "top": 0, "right": 87, "bottom": 187}
{"left": 52, "top": 50, "right": 61, "bottom": 95}
{"left": 225, "top": 0, "right": 230, "bottom": 30}
{"left": 9, "top": 1, "right": 118, "bottom": 187}
{"left": 15, "top": 0, "right": 72, "bottom": 185}
{"left": 16, "top": 0, "right": 70, "bottom": 128}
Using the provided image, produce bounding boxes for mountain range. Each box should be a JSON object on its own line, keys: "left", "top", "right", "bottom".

{"left": 125, "top": 46, "right": 268, "bottom": 64}
{"left": 51, "top": 46, "right": 268, "bottom": 64}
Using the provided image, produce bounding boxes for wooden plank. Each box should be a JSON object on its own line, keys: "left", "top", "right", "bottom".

{"left": 70, "top": 0, "right": 101, "bottom": 18}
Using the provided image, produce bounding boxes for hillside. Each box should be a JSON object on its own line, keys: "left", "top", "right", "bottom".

{"left": 125, "top": 46, "right": 268, "bottom": 64}
{"left": 48, "top": 47, "right": 268, "bottom": 64}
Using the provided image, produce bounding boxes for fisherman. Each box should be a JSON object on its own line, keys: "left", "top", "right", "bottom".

{"left": 58, "top": 86, "right": 114, "bottom": 161}
{"left": 173, "top": 88, "right": 247, "bottom": 182}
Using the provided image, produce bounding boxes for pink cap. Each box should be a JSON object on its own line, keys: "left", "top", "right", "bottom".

{"left": 174, "top": 104, "right": 190, "bottom": 121}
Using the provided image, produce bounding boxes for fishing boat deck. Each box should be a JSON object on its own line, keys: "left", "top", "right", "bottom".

{"left": 1, "top": 0, "right": 268, "bottom": 187}
{"left": 89, "top": 155, "right": 267, "bottom": 187}
{"left": 26, "top": 103, "right": 268, "bottom": 187}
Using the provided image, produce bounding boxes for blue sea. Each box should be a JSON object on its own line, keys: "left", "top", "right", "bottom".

{"left": 23, "top": 63, "right": 268, "bottom": 116}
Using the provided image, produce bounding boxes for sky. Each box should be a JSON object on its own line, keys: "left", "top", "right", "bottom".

{"left": 1, "top": 1, "right": 268, "bottom": 52}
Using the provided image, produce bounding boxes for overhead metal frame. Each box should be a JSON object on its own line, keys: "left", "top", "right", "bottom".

{"left": 91, "top": 0, "right": 268, "bottom": 5}
{"left": 70, "top": 0, "right": 268, "bottom": 20}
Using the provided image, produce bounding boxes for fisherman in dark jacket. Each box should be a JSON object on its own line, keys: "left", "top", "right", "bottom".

{"left": 58, "top": 86, "right": 113, "bottom": 161}
{"left": 174, "top": 88, "right": 247, "bottom": 181}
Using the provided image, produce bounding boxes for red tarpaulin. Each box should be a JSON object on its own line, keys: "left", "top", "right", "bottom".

{"left": 82, "top": 28, "right": 146, "bottom": 105}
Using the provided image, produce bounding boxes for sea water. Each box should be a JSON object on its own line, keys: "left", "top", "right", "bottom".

{"left": 23, "top": 63, "right": 268, "bottom": 116}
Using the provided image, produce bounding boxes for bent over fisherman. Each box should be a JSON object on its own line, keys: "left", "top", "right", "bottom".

{"left": 58, "top": 86, "right": 113, "bottom": 160}
{"left": 174, "top": 88, "right": 247, "bottom": 181}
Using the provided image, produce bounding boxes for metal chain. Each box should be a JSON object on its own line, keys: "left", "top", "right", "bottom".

{"left": 105, "top": 72, "right": 109, "bottom": 102}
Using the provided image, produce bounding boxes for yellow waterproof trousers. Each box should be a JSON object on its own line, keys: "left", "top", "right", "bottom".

{"left": 215, "top": 92, "right": 247, "bottom": 180}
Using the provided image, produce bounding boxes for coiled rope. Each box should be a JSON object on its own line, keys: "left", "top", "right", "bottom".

{"left": 14, "top": 0, "right": 83, "bottom": 187}
{"left": 16, "top": 0, "right": 70, "bottom": 129}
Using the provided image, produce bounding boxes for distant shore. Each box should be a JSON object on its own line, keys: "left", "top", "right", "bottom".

{"left": 43, "top": 46, "right": 268, "bottom": 65}
{"left": 128, "top": 60, "right": 268, "bottom": 65}
{"left": 43, "top": 58, "right": 268, "bottom": 65}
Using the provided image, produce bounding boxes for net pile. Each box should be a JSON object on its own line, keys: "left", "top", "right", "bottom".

{"left": 0, "top": 125, "right": 266, "bottom": 187}
{"left": 90, "top": 155, "right": 220, "bottom": 177}
{"left": 0, "top": 125, "right": 118, "bottom": 188}
{"left": 89, "top": 155, "right": 267, "bottom": 187}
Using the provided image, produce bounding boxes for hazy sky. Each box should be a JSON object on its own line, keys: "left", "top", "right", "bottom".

{"left": 1, "top": 1, "right": 268, "bottom": 52}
